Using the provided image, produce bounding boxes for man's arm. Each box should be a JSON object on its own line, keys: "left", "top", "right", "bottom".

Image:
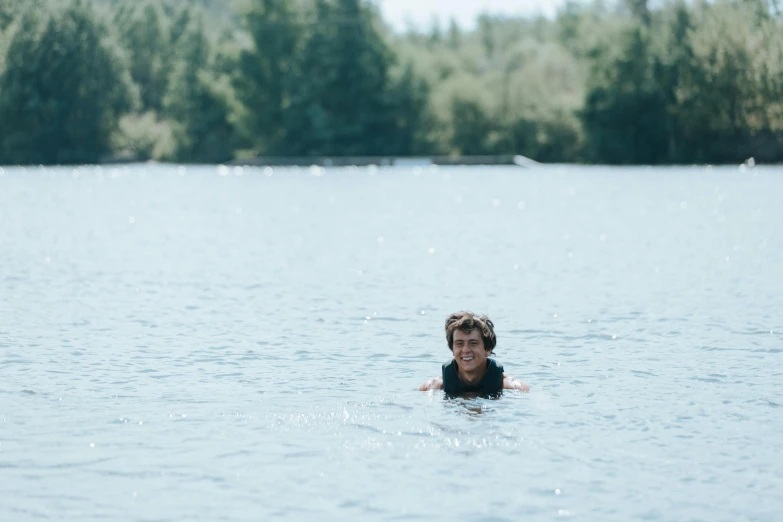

{"left": 418, "top": 377, "right": 443, "bottom": 391}
{"left": 502, "top": 373, "right": 530, "bottom": 392}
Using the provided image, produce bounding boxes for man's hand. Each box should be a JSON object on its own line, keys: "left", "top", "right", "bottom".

{"left": 502, "top": 374, "right": 530, "bottom": 392}
{"left": 418, "top": 377, "right": 443, "bottom": 391}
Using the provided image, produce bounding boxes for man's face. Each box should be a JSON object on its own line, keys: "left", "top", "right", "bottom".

{"left": 452, "top": 328, "right": 490, "bottom": 374}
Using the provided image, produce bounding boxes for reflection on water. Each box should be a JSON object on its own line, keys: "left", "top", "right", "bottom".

{"left": 0, "top": 164, "right": 782, "bottom": 521}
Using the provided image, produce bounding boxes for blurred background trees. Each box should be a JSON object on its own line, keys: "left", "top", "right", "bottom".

{"left": 1, "top": 0, "right": 782, "bottom": 165}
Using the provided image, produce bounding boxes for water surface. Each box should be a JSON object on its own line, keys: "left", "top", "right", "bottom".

{"left": 1, "top": 164, "right": 781, "bottom": 521}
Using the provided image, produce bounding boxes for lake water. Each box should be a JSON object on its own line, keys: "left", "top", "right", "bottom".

{"left": 1, "top": 164, "right": 781, "bottom": 521}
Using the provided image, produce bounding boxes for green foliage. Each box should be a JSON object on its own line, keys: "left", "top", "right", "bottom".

{"left": 0, "top": 0, "right": 136, "bottom": 165}
{"left": 582, "top": 27, "right": 669, "bottom": 164}
{"left": 164, "top": 16, "right": 236, "bottom": 163}
{"left": 386, "top": 63, "right": 439, "bottom": 155}
{"left": 286, "top": 0, "right": 400, "bottom": 156}
{"left": 234, "top": 0, "right": 303, "bottom": 154}
{"left": 673, "top": 1, "right": 783, "bottom": 163}
{"left": 113, "top": 1, "right": 170, "bottom": 112}
{"left": 235, "top": 0, "right": 425, "bottom": 157}
{"left": 579, "top": 0, "right": 783, "bottom": 164}
{"left": 2, "top": 0, "right": 783, "bottom": 165}
{"left": 0, "top": 0, "right": 15, "bottom": 32}
{"left": 398, "top": 13, "right": 587, "bottom": 161}
{"left": 112, "top": 112, "right": 175, "bottom": 161}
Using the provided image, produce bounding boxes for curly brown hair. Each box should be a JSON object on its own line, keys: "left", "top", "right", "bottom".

{"left": 445, "top": 312, "right": 497, "bottom": 352}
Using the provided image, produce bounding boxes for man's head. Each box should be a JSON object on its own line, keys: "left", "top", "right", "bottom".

{"left": 445, "top": 312, "right": 497, "bottom": 353}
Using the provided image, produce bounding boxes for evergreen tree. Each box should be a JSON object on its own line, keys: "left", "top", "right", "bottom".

{"left": 674, "top": 2, "right": 770, "bottom": 163}
{"left": 0, "top": 0, "right": 136, "bottom": 164}
{"left": 113, "top": 1, "right": 169, "bottom": 112}
{"left": 447, "top": 19, "right": 461, "bottom": 50}
{"left": 582, "top": 27, "right": 668, "bottom": 164}
{"left": 449, "top": 98, "right": 498, "bottom": 155}
{"left": 477, "top": 15, "right": 495, "bottom": 58}
{"left": 234, "top": 0, "right": 303, "bottom": 155}
{"left": 164, "top": 16, "right": 235, "bottom": 163}
{"left": 656, "top": 1, "right": 695, "bottom": 163}
{"left": 0, "top": 0, "right": 15, "bottom": 32}
{"left": 285, "top": 0, "right": 400, "bottom": 156}
{"left": 387, "top": 64, "right": 438, "bottom": 155}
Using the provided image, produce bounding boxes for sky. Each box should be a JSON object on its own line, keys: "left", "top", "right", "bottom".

{"left": 376, "top": 0, "right": 568, "bottom": 31}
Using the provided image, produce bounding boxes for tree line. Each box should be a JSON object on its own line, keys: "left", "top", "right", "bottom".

{"left": 0, "top": 0, "right": 781, "bottom": 165}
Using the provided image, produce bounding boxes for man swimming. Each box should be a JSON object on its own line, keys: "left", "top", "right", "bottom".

{"left": 419, "top": 311, "right": 529, "bottom": 395}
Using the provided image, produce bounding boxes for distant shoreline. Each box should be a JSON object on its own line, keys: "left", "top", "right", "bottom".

{"left": 227, "top": 155, "right": 538, "bottom": 168}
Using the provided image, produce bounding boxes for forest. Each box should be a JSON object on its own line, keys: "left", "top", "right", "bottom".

{"left": 0, "top": 0, "right": 782, "bottom": 165}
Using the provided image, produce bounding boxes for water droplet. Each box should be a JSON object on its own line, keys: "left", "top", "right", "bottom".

{"left": 553, "top": 314, "right": 558, "bottom": 318}
{"left": 599, "top": 234, "right": 607, "bottom": 242}
{"left": 517, "top": 201, "right": 525, "bottom": 210}
{"left": 138, "top": 421, "right": 143, "bottom": 425}
{"left": 454, "top": 195, "right": 462, "bottom": 203}
{"left": 234, "top": 166, "right": 244, "bottom": 176}
{"left": 492, "top": 199, "right": 501, "bottom": 207}
{"left": 309, "top": 165, "right": 324, "bottom": 176}
{"left": 129, "top": 216, "right": 135, "bottom": 224}
{"left": 612, "top": 335, "right": 617, "bottom": 340}
{"left": 568, "top": 252, "right": 574, "bottom": 258}
{"left": 514, "top": 264, "right": 519, "bottom": 270}
{"left": 555, "top": 488, "right": 561, "bottom": 495}
{"left": 177, "top": 166, "right": 186, "bottom": 175}
{"left": 725, "top": 256, "right": 730, "bottom": 262}
{"left": 0, "top": 167, "right": 5, "bottom": 176}
{"left": 587, "top": 319, "right": 592, "bottom": 323}
{"left": 133, "top": 492, "right": 138, "bottom": 498}
{"left": 739, "top": 164, "right": 747, "bottom": 173}
{"left": 90, "top": 442, "right": 95, "bottom": 448}
{"left": 377, "top": 237, "right": 384, "bottom": 244}
{"left": 420, "top": 311, "right": 426, "bottom": 315}
{"left": 428, "top": 247, "right": 436, "bottom": 254}
{"left": 264, "top": 167, "right": 274, "bottom": 176}
{"left": 413, "top": 166, "right": 423, "bottom": 176}
{"left": 218, "top": 165, "right": 230, "bottom": 176}
{"left": 45, "top": 257, "right": 51, "bottom": 263}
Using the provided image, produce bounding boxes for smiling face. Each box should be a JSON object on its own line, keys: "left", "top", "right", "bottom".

{"left": 451, "top": 328, "right": 491, "bottom": 375}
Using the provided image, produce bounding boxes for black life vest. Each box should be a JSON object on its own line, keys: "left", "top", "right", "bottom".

{"left": 442, "top": 358, "right": 504, "bottom": 396}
